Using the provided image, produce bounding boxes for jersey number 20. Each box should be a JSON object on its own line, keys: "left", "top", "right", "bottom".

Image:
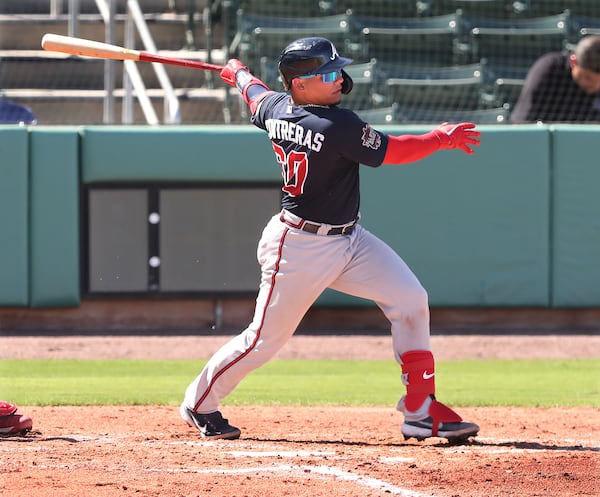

{"left": 272, "top": 143, "right": 308, "bottom": 197}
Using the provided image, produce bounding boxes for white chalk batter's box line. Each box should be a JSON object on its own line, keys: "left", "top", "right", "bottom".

{"left": 154, "top": 464, "right": 430, "bottom": 497}
{"left": 13, "top": 461, "right": 430, "bottom": 497}
{"left": 5, "top": 434, "right": 599, "bottom": 497}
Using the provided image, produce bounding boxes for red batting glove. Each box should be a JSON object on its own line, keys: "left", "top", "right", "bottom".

{"left": 433, "top": 122, "right": 481, "bottom": 154}
{"left": 220, "top": 59, "right": 249, "bottom": 87}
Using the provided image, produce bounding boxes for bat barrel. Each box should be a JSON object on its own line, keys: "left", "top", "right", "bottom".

{"left": 41, "top": 33, "right": 223, "bottom": 72}
{"left": 41, "top": 33, "right": 141, "bottom": 61}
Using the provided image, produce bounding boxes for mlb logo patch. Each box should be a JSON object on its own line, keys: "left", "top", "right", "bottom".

{"left": 361, "top": 126, "right": 382, "bottom": 150}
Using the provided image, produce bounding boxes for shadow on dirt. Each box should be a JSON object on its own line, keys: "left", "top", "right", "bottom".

{"left": 243, "top": 437, "right": 598, "bottom": 452}
{"left": 471, "top": 440, "right": 599, "bottom": 453}
{"left": 0, "top": 432, "right": 81, "bottom": 443}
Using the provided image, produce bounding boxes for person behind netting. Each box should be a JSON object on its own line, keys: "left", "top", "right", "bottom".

{"left": 509, "top": 35, "right": 600, "bottom": 123}
{"left": 180, "top": 37, "right": 481, "bottom": 443}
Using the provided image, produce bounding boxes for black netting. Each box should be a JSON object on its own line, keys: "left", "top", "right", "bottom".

{"left": 1, "top": 0, "right": 598, "bottom": 124}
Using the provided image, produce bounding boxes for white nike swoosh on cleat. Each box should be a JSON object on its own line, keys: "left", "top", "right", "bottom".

{"left": 423, "top": 371, "right": 435, "bottom": 380}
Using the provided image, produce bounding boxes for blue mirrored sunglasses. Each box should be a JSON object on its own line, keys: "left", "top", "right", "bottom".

{"left": 297, "top": 70, "right": 342, "bottom": 83}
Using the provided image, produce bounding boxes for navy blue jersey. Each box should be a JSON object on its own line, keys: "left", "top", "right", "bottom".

{"left": 252, "top": 92, "right": 388, "bottom": 225}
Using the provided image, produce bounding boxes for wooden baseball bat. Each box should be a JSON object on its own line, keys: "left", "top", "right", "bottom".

{"left": 41, "top": 33, "right": 224, "bottom": 72}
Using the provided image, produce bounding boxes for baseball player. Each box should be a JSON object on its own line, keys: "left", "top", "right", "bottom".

{"left": 181, "top": 37, "right": 481, "bottom": 442}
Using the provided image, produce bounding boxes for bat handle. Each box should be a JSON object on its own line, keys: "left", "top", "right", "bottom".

{"left": 138, "top": 52, "right": 223, "bottom": 72}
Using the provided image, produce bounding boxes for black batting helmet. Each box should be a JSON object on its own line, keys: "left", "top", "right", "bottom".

{"left": 278, "top": 37, "right": 354, "bottom": 94}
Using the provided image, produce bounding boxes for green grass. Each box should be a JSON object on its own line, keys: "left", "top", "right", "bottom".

{"left": 0, "top": 359, "right": 598, "bottom": 407}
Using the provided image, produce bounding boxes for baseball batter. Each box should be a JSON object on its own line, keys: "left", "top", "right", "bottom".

{"left": 181, "top": 37, "right": 481, "bottom": 442}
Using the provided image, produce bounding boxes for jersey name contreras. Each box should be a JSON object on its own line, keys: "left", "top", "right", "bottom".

{"left": 265, "top": 118, "right": 325, "bottom": 152}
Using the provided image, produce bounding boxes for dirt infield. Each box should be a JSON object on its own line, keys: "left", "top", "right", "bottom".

{"left": 2, "top": 333, "right": 600, "bottom": 361}
{"left": 2, "top": 405, "right": 598, "bottom": 497}
{"left": 1, "top": 334, "right": 599, "bottom": 496}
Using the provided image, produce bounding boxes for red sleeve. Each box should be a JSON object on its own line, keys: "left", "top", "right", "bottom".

{"left": 382, "top": 132, "right": 442, "bottom": 165}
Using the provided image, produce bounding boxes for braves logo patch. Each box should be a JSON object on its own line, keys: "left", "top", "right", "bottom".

{"left": 361, "top": 125, "right": 382, "bottom": 150}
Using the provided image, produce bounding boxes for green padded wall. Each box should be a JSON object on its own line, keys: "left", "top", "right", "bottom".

{"left": 551, "top": 125, "right": 600, "bottom": 307}
{"left": 29, "top": 128, "right": 80, "bottom": 307}
{"left": 3, "top": 125, "right": 598, "bottom": 309}
{"left": 320, "top": 125, "right": 551, "bottom": 307}
{"left": 0, "top": 126, "right": 29, "bottom": 305}
{"left": 79, "top": 125, "right": 553, "bottom": 308}
{"left": 81, "top": 126, "right": 280, "bottom": 183}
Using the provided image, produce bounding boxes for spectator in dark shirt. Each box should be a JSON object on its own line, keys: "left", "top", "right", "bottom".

{"left": 510, "top": 35, "right": 600, "bottom": 123}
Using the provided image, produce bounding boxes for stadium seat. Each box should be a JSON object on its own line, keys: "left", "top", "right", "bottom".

{"left": 335, "top": 0, "right": 418, "bottom": 17}
{"left": 257, "top": 57, "right": 282, "bottom": 90}
{"left": 531, "top": 1, "right": 600, "bottom": 18}
{"left": 381, "top": 62, "right": 487, "bottom": 109}
{"left": 358, "top": 11, "right": 469, "bottom": 66}
{"left": 483, "top": 62, "right": 528, "bottom": 107}
{"left": 342, "top": 59, "right": 386, "bottom": 108}
{"left": 232, "top": 13, "right": 362, "bottom": 73}
{"left": 434, "top": 0, "right": 531, "bottom": 19}
{"left": 394, "top": 103, "right": 510, "bottom": 124}
{"left": 571, "top": 17, "right": 600, "bottom": 42}
{"left": 580, "top": 27, "right": 600, "bottom": 37}
{"left": 0, "top": 0, "right": 177, "bottom": 14}
{"left": 236, "top": 0, "right": 335, "bottom": 17}
{"left": 493, "top": 77, "right": 524, "bottom": 107}
{"left": 468, "top": 11, "right": 571, "bottom": 68}
{"left": 564, "top": 0, "right": 600, "bottom": 17}
{"left": 355, "top": 103, "right": 399, "bottom": 124}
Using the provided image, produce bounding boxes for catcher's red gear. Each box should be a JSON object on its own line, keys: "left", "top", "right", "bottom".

{"left": 0, "top": 401, "right": 33, "bottom": 435}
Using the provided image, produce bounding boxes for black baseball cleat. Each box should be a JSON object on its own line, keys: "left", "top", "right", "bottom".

{"left": 402, "top": 417, "right": 480, "bottom": 442}
{"left": 397, "top": 395, "right": 479, "bottom": 442}
{"left": 180, "top": 404, "right": 241, "bottom": 440}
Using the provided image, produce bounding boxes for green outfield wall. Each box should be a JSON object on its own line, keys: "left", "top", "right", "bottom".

{"left": 0, "top": 127, "right": 29, "bottom": 305}
{"left": 0, "top": 124, "right": 597, "bottom": 308}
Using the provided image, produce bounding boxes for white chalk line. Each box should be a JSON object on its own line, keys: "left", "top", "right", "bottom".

{"left": 303, "top": 465, "right": 427, "bottom": 496}
{"left": 20, "top": 462, "right": 429, "bottom": 497}
{"left": 146, "top": 464, "right": 429, "bottom": 496}
{"left": 6, "top": 433, "right": 598, "bottom": 497}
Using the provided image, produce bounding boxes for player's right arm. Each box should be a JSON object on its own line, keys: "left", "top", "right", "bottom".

{"left": 382, "top": 122, "right": 481, "bottom": 165}
{"left": 220, "top": 59, "right": 274, "bottom": 115}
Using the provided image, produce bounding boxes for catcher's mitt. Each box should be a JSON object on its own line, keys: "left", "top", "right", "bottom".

{"left": 0, "top": 401, "right": 33, "bottom": 435}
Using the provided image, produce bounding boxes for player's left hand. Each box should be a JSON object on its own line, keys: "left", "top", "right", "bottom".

{"left": 220, "top": 59, "right": 249, "bottom": 87}
{"left": 434, "top": 122, "right": 481, "bottom": 154}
